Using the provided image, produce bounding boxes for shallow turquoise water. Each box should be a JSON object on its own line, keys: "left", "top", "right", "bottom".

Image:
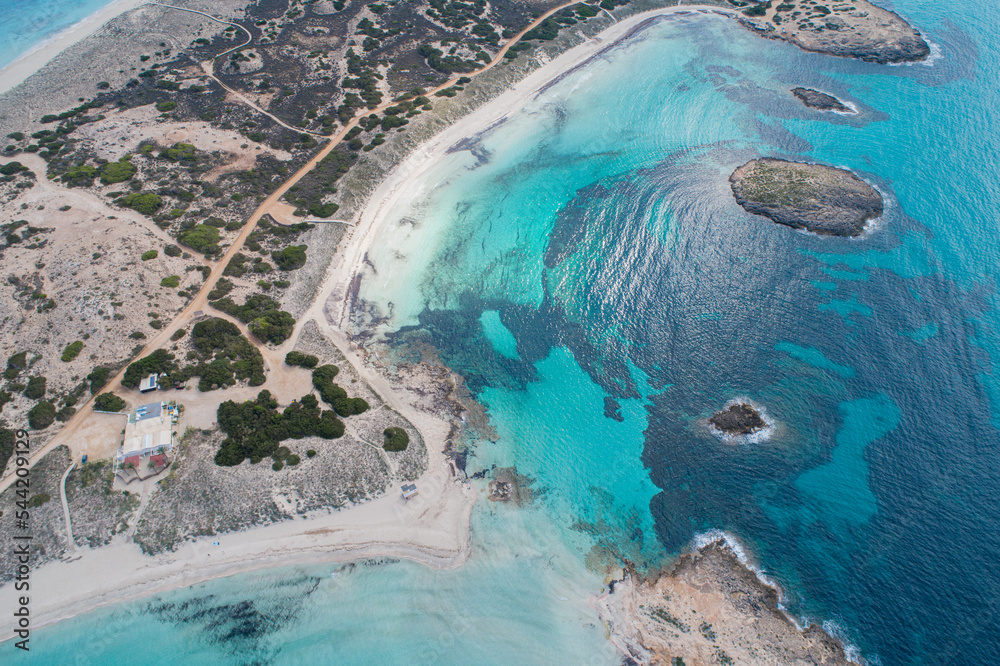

{"left": 0, "top": 0, "right": 121, "bottom": 72}
{"left": 10, "top": 2, "right": 1000, "bottom": 663}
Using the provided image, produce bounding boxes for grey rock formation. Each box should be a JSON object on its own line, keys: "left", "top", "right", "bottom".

{"left": 730, "top": 158, "right": 883, "bottom": 237}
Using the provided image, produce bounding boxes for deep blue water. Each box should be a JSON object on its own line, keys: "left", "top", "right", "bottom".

{"left": 8, "top": 1, "right": 1000, "bottom": 663}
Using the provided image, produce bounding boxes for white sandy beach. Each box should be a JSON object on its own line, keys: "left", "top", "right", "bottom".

{"left": 0, "top": 0, "right": 148, "bottom": 95}
{"left": 0, "top": 3, "right": 739, "bottom": 641}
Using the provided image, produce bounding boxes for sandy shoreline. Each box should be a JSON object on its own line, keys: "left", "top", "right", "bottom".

{"left": 0, "top": 1, "right": 738, "bottom": 644}
{"left": 0, "top": 0, "right": 148, "bottom": 95}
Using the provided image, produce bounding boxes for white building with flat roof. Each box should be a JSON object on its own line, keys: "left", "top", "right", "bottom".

{"left": 113, "top": 401, "right": 179, "bottom": 482}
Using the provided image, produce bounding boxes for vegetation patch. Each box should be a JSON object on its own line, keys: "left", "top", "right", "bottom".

{"left": 312, "top": 364, "right": 369, "bottom": 417}
{"left": 94, "top": 393, "right": 127, "bottom": 412}
{"left": 28, "top": 401, "right": 56, "bottom": 429}
{"left": 211, "top": 294, "right": 296, "bottom": 344}
{"left": 383, "top": 427, "right": 409, "bottom": 452}
{"left": 61, "top": 341, "right": 84, "bottom": 362}
{"left": 285, "top": 351, "right": 319, "bottom": 368}
{"left": 214, "top": 390, "right": 344, "bottom": 466}
{"left": 118, "top": 192, "right": 163, "bottom": 215}
{"left": 177, "top": 224, "right": 222, "bottom": 255}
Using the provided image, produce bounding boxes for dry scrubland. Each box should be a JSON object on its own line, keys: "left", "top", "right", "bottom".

{"left": 0, "top": 446, "right": 139, "bottom": 580}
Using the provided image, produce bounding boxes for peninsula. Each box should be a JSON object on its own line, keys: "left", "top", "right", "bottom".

{"left": 737, "top": 0, "right": 929, "bottom": 64}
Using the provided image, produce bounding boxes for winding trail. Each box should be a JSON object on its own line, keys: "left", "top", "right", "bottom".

{"left": 59, "top": 461, "right": 77, "bottom": 553}
{"left": 0, "top": 0, "right": 649, "bottom": 493}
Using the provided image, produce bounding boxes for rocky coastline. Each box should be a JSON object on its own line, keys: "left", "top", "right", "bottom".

{"left": 730, "top": 158, "right": 884, "bottom": 237}
{"left": 598, "top": 538, "right": 853, "bottom": 665}
{"left": 737, "top": 0, "right": 929, "bottom": 65}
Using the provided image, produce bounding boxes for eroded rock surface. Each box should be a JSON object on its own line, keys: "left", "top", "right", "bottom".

{"left": 710, "top": 403, "right": 767, "bottom": 435}
{"left": 739, "top": 0, "right": 929, "bottom": 64}
{"left": 730, "top": 158, "right": 883, "bottom": 236}
{"left": 792, "top": 87, "right": 853, "bottom": 113}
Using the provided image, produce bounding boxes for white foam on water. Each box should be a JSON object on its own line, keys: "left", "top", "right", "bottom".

{"left": 692, "top": 530, "right": 868, "bottom": 665}
{"left": 706, "top": 396, "right": 776, "bottom": 445}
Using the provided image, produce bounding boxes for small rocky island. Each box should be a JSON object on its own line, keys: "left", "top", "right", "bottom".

{"left": 730, "top": 158, "right": 884, "bottom": 237}
{"left": 709, "top": 403, "right": 768, "bottom": 436}
{"left": 792, "top": 87, "right": 853, "bottom": 113}
{"left": 738, "top": 0, "right": 930, "bottom": 64}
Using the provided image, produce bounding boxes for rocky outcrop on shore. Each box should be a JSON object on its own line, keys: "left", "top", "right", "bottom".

{"left": 597, "top": 539, "right": 851, "bottom": 665}
{"left": 730, "top": 158, "right": 883, "bottom": 237}
{"left": 739, "top": 0, "right": 929, "bottom": 65}
{"left": 710, "top": 402, "right": 767, "bottom": 435}
{"left": 792, "top": 87, "right": 853, "bottom": 113}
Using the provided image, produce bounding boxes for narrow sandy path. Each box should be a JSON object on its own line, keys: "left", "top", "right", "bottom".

{"left": 59, "top": 461, "right": 77, "bottom": 553}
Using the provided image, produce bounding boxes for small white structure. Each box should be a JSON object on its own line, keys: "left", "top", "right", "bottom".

{"left": 113, "top": 401, "right": 179, "bottom": 482}
{"left": 401, "top": 483, "right": 418, "bottom": 501}
{"left": 139, "top": 373, "right": 158, "bottom": 393}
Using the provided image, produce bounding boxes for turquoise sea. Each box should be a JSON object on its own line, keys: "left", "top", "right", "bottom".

{"left": 0, "top": 0, "right": 123, "bottom": 73}
{"left": 9, "top": 0, "right": 1000, "bottom": 663}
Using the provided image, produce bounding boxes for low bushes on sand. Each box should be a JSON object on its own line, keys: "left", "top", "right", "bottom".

{"left": 284, "top": 351, "right": 318, "bottom": 368}
{"left": 383, "top": 427, "right": 409, "bottom": 452}
{"left": 61, "top": 341, "right": 84, "bottom": 362}
{"left": 94, "top": 393, "right": 127, "bottom": 412}
{"left": 213, "top": 390, "right": 344, "bottom": 467}
{"left": 28, "top": 401, "right": 56, "bottom": 429}
{"left": 312, "top": 364, "right": 369, "bottom": 417}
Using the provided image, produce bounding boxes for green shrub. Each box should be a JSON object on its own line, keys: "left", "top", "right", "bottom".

{"left": 61, "top": 164, "right": 97, "bottom": 186}
{"left": 122, "top": 349, "right": 175, "bottom": 388}
{"left": 24, "top": 376, "right": 46, "bottom": 399}
{"left": 28, "top": 401, "right": 56, "bottom": 429}
{"left": 383, "top": 427, "right": 409, "bottom": 452}
{"left": 0, "top": 429, "right": 14, "bottom": 475}
{"left": 187, "top": 317, "right": 266, "bottom": 390}
{"left": 94, "top": 393, "right": 127, "bottom": 412}
{"left": 212, "top": 294, "right": 296, "bottom": 344}
{"left": 61, "top": 341, "right": 84, "bottom": 362}
{"left": 309, "top": 202, "right": 339, "bottom": 218}
{"left": 286, "top": 454, "right": 300, "bottom": 466}
{"left": 99, "top": 159, "right": 137, "bottom": 184}
{"left": 160, "top": 275, "right": 181, "bottom": 288}
{"left": 272, "top": 244, "right": 307, "bottom": 270}
{"left": 164, "top": 244, "right": 182, "bottom": 257}
{"left": 213, "top": 390, "right": 345, "bottom": 466}
{"left": 178, "top": 224, "right": 221, "bottom": 255}
{"left": 161, "top": 143, "right": 196, "bottom": 162}
{"left": 285, "top": 351, "right": 318, "bottom": 368}
{"left": 141, "top": 250, "right": 158, "bottom": 261}
{"left": 119, "top": 192, "right": 163, "bottom": 215}
{"left": 306, "top": 449, "right": 316, "bottom": 458}
{"left": 272, "top": 460, "right": 284, "bottom": 471}
{"left": 27, "top": 493, "right": 51, "bottom": 508}
{"left": 207, "top": 278, "right": 234, "bottom": 300}
{"left": 87, "top": 366, "right": 112, "bottom": 393}
{"left": 155, "top": 100, "right": 177, "bottom": 112}
{"left": 312, "top": 365, "right": 369, "bottom": 416}
{"left": 170, "top": 329, "right": 186, "bottom": 341}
